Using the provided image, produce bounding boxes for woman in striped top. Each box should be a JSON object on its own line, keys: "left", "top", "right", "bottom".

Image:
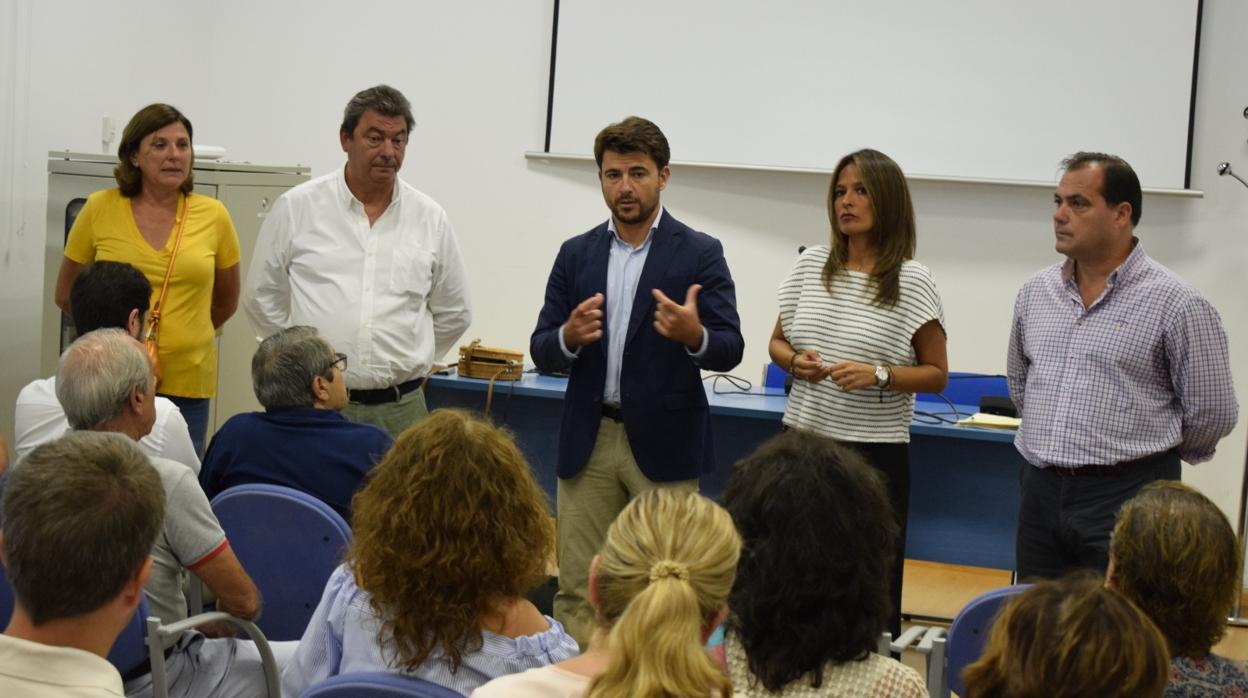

{"left": 768, "top": 149, "right": 948, "bottom": 638}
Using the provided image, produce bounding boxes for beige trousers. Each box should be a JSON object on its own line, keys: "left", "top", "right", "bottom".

{"left": 341, "top": 387, "right": 430, "bottom": 439}
{"left": 553, "top": 417, "right": 698, "bottom": 649}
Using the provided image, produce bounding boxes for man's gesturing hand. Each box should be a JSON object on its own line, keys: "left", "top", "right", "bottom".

{"left": 652, "top": 284, "right": 704, "bottom": 349}
{"left": 563, "top": 293, "right": 605, "bottom": 348}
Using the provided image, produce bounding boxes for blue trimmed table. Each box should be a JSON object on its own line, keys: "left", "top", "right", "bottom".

{"left": 426, "top": 371, "right": 1022, "bottom": 570}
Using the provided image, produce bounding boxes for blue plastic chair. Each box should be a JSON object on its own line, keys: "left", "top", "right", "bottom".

{"left": 0, "top": 562, "right": 12, "bottom": 628}
{"left": 106, "top": 594, "right": 153, "bottom": 676}
{"left": 210, "top": 483, "right": 352, "bottom": 641}
{"left": 300, "top": 672, "right": 466, "bottom": 697}
{"left": 941, "top": 584, "right": 1030, "bottom": 698}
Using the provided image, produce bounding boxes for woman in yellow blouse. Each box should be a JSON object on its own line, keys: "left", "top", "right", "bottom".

{"left": 54, "top": 103, "right": 241, "bottom": 455}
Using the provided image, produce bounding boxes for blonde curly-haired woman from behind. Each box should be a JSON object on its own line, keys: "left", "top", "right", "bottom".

{"left": 471, "top": 489, "right": 741, "bottom": 698}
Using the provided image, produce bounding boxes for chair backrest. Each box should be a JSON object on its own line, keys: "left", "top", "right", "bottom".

{"left": 946, "top": 584, "right": 1030, "bottom": 696}
{"left": 300, "top": 672, "right": 466, "bottom": 698}
{"left": 106, "top": 593, "right": 151, "bottom": 676}
{"left": 210, "top": 483, "right": 352, "bottom": 641}
{"left": 0, "top": 561, "right": 12, "bottom": 628}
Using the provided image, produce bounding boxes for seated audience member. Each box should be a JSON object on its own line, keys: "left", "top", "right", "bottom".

{"left": 0, "top": 432, "right": 164, "bottom": 696}
{"left": 1108, "top": 481, "right": 1248, "bottom": 696}
{"left": 55, "top": 328, "right": 292, "bottom": 697}
{"left": 282, "top": 409, "right": 577, "bottom": 696}
{"left": 200, "top": 326, "right": 392, "bottom": 519}
{"left": 962, "top": 574, "right": 1168, "bottom": 698}
{"left": 15, "top": 261, "right": 199, "bottom": 472}
{"left": 472, "top": 489, "right": 741, "bottom": 698}
{"left": 719, "top": 431, "right": 925, "bottom": 697}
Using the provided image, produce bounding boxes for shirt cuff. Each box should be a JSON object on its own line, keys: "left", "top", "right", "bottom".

{"left": 685, "top": 327, "right": 709, "bottom": 361}
{"left": 558, "top": 323, "right": 581, "bottom": 360}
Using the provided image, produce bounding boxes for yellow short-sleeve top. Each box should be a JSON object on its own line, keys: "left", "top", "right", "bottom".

{"left": 64, "top": 188, "right": 241, "bottom": 398}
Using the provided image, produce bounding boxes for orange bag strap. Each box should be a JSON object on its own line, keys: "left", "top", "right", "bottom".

{"left": 145, "top": 194, "right": 190, "bottom": 340}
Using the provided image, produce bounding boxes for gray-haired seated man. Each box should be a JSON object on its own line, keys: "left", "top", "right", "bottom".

{"left": 55, "top": 328, "right": 296, "bottom": 698}
{"left": 199, "top": 325, "right": 392, "bottom": 521}
{"left": 0, "top": 432, "right": 164, "bottom": 697}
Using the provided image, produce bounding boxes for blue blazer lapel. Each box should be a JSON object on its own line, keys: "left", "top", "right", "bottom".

{"left": 587, "top": 226, "right": 612, "bottom": 360}
{"left": 625, "top": 217, "right": 682, "bottom": 348}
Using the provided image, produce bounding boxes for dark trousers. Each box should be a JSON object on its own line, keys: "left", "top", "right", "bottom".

{"left": 1015, "top": 451, "right": 1181, "bottom": 581}
{"left": 162, "top": 394, "right": 210, "bottom": 458}
{"left": 840, "top": 441, "right": 910, "bottom": 642}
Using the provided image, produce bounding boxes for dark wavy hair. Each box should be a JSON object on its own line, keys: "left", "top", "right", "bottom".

{"left": 346, "top": 409, "right": 553, "bottom": 673}
{"left": 721, "top": 430, "right": 898, "bottom": 691}
{"left": 1110, "top": 481, "right": 1241, "bottom": 658}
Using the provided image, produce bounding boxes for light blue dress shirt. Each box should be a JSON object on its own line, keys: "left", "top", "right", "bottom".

{"left": 558, "top": 209, "right": 708, "bottom": 406}
{"left": 281, "top": 564, "right": 579, "bottom": 697}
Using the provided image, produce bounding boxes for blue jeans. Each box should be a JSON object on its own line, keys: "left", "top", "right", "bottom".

{"left": 161, "top": 395, "right": 210, "bottom": 458}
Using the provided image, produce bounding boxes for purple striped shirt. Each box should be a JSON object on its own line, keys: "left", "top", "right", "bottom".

{"left": 1007, "top": 241, "right": 1236, "bottom": 467}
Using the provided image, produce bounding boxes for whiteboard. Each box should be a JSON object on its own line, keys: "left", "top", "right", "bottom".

{"left": 547, "top": 0, "right": 1200, "bottom": 189}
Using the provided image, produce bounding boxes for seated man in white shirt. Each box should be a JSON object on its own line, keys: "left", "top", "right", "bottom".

{"left": 0, "top": 431, "right": 164, "bottom": 697}
{"left": 14, "top": 261, "right": 199, "bottom": 473}
{"left": 56, "top": 329, "right": 294, "bottom": 698}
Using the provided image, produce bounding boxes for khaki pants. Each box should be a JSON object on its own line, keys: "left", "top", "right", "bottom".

{"left": 341, "top": 387, "right": 430, "bottom": 439}
{"left": 553, "top": 417, "right": 698, "bottom": 649}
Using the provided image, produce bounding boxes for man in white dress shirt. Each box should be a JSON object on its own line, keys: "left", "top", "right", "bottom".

{"left": 14, "top": 261, "right": 199, "bottom": 472}
{"left": 0, "top": 431, "right": 164, "bottom": 697}
{"left": 243, "top": 85, "right": 472, "bottom": 437}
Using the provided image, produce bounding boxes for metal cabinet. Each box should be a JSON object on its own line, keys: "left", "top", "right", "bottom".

{"left": 43, "top": 152, "right": 310, "bottom": 438}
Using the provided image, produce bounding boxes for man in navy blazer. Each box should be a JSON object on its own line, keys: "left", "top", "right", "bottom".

{"left": 531, "top": 116, "right": 744, "bottom": 646}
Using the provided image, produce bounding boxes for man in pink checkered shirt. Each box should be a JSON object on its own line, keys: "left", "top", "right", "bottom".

{"left": 1007, "top": 151, "right": 1237, "bottom": 581}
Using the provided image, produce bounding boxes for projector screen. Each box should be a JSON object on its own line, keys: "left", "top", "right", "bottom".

{"left": 546, "top": 0, "right": 1200, "bottom": 189}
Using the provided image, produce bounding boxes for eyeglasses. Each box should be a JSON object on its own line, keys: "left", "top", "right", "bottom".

{"left": 329, "top": 352, "right": 348, "bottom": 372}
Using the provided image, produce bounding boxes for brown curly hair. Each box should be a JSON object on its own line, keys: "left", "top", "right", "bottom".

{"left": 346, "top": 409, "right": 553, "bottom": 672}
{"left": 1110, "top": 481, "right": 1242, "bottom": 658}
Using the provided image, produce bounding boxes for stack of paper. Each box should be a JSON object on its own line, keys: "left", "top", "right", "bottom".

{"left": 956, "top": 412, "right": 1022, "bottom": 429}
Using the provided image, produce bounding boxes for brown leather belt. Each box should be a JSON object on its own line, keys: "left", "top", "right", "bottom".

{"left": 349, "top": 378, "right": 425, "bottom": 405}
{"left": 601, "top": 404, "right": 624, "bottom": 422}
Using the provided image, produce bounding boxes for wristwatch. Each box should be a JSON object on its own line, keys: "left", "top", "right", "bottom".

{"left": 874, "top": 365, "right": 892, "bottom": 388}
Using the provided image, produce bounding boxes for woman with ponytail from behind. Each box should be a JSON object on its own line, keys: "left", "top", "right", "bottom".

{"left": 471, "top": 489, "right": 742, "bottom": 698}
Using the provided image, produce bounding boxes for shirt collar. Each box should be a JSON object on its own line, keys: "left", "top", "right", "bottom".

{"left": 1061, "top": 237, "right": 1143, "bottom": 287}
{"left": 263, "top": 405, "right": 347, "bottom": 420}
{"left": 336, "top": 165, "right": 401, "bottom": 209}
{"left": 606, "top": 207, "right": 663, "bottom": 248}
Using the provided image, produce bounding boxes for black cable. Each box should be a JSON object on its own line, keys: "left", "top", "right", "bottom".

{"left": 703, "top": 373, "right": 754, "bottom": 395}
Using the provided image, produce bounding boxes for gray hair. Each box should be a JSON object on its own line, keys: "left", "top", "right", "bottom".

{"left": 3, "top": 431, "right": 165, "bottom": 625}
{"left": 340, "top": 84, "right": 414, "bottom": 137}
{"left": 56, "top": 328, "right": 152, "bottom": 430}
{"left": 252, "top": 326, "right": 336, "bottom": 409}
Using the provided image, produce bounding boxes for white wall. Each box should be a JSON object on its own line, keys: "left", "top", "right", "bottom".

{"left": 2, "top": 1, "right": 1246, "bottom": 530}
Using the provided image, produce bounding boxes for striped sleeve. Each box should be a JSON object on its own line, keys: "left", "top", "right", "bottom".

{"left": 778, "top": 246, "right": 824, "bottom": 338}
{"left": 900, "top": 261, "right": 945, "bottom": 338}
